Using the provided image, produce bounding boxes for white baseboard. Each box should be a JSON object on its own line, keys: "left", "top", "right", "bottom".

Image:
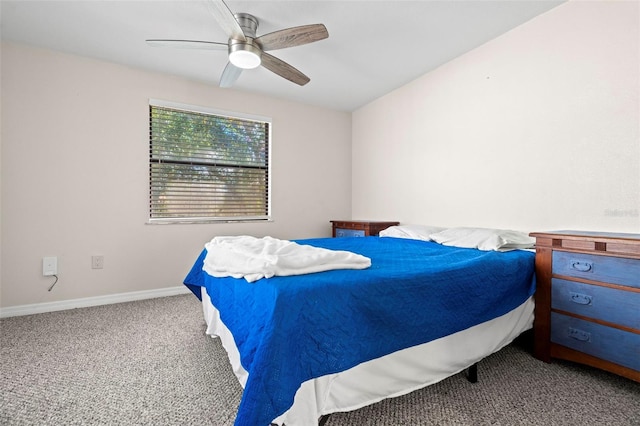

{"left": 0, "top": 286, "right": 192, "bottom": 318}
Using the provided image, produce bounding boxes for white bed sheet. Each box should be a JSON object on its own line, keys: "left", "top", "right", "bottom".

{"left": 201, "top": 287, "right": 534, "bottom": 426}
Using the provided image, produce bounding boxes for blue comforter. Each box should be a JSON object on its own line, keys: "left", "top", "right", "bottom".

{"left": 184, "top": 236, "right": 535, "bottom": 426}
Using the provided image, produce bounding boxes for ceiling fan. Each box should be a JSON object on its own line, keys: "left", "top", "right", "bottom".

{"left": 146, "top": 0, "right": 329, "bottom": 87}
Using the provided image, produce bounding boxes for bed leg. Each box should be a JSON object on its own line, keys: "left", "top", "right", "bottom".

{"left": 319, "top": 414, "right": 331, "bottom": 426}
{"left": 466, "top": 362, "right": 478, "bottom": 383}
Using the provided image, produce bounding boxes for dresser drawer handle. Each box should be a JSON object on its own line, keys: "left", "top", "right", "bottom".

{"left": 570, "top": 260, "right": 593, "bottom": 273}
{"left": 568, "top": 327, "right": 591, "bottom": 342}
{"left": 570, "top": 292, "right": 593, "bottom": 305}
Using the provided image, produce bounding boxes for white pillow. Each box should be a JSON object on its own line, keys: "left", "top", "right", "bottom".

{"left": 428, "top": 227, "right": 535, "bottom": 252}
{"left": 379, "top": 225, "right": 446, "bottom": 241}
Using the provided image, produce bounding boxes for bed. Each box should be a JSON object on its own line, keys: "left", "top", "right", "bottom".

{"left": 183, "top": 226, "right": 536, "bottom": 426}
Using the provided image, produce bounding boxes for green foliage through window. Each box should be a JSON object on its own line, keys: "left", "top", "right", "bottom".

{"left": 149, "top": 102, "right": 270, "bottom": 222}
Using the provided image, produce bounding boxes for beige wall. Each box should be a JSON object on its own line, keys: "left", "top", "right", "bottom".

{"left": 352, "top": 0, "right": 639, "bottom": 233}
{"left": 0, "top": 42, "right": 352, "bottom": 308}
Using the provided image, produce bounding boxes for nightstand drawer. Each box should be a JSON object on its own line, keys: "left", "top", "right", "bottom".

{"left": 551, "top": 313, "right": 640, "bottom": 371}
{"left": 335, "top": 228, "right": 365, "bottom": 238}
{"left": 552, "top": 251, "right": 640, "bottom": 288}
{"left": 331, "top": 220, "right": 399, "bottom": 238}
{"left": 551, "top": 279, "right": 640, "bottom": 329}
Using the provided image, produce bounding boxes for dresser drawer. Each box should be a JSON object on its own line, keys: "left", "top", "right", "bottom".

{"left": 552, "top": 251, "right": 640, "bottom": 288}
{"left": 335, "top": 228, "right": 365, "bottom": 238}
{"left": 551, "top": 279, "right": 640, "bottom": 329}
{"left": 551, "top": 313, "right": 640, "bottom": 371}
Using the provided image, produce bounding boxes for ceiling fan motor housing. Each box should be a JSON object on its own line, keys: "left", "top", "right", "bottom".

{"left": 228, "top": 13, "right": 262, "bottom": 69}
{"left": 233, "top": 13, "right": 258, "bottom": 38}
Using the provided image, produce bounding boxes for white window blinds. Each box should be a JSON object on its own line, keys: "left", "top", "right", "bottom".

{"left": 149, "top": 102, "right": 271, "bottom": 223}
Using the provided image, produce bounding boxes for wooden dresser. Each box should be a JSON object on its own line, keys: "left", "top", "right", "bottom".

{"left": 330, "top": 220, "right": 399, "bottom": 238}
{"left": 529, "top": 230, "right": 640, "bottom": 382}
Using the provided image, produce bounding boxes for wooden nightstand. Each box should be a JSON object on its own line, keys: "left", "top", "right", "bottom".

{"left": 529, "top": 230, "right": 640, "bottom": 382}
{"left": 330, "top": 220, "right": 399, "bottom": 238}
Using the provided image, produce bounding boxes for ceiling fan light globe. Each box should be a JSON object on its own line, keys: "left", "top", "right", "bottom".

{"left": 229, "top": 49, "right": 261, "bottom": 69}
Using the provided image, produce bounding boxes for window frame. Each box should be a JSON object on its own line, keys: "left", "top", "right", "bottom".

{"left": 148, "top": 99, "right": 272, "bottom": 224}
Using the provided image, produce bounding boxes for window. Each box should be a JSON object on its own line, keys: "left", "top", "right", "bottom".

{"left": 149, "top": 100, "right": 271, "bottom": 223}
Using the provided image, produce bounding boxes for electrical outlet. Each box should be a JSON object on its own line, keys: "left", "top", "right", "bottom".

{"left": 43, "top": 257, "right": 57, "bottom": 276}
{"left": 92, "top": 255, "right": 104, "bottom": 269}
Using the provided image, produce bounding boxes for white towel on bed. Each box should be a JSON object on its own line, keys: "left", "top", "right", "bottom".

{"left": 203, "top": 236, "right": 371, "bottom": 282}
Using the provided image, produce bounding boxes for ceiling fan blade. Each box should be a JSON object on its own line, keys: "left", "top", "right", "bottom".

{"left": 256, "top": 24, "right": 329, "bottom": 51}
{"left": 207, "top": 0, "right": 246, "bottom": 41}
{"left": 261, "top": 52, "right": 310, "bottom": 86}
{"left": 146, "top": 39, "right": 227, "bottom": 50}
{"left": 220, "top": 62, "right": 243, "bottom": 88}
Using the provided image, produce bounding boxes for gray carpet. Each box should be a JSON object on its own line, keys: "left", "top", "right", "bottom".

{"left": 1, "top": 294, "right": 638, "bottom": 425}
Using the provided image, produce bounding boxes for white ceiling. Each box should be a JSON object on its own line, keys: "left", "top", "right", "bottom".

{"left": 1, "top": 0, "right": 565, "bottom": 112}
